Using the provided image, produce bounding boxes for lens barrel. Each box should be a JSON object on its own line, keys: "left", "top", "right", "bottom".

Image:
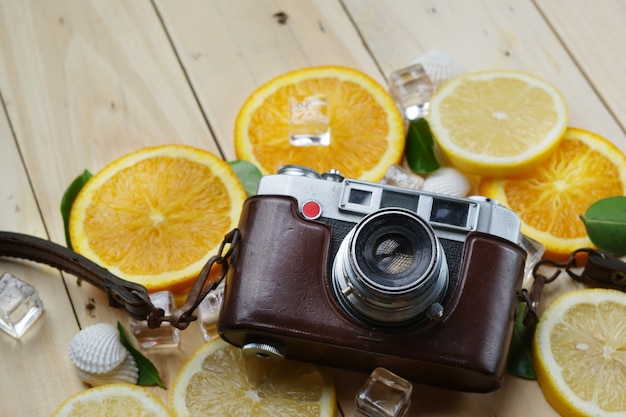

{"left": 333, "top": 208, "right": 448, "bottom": 325}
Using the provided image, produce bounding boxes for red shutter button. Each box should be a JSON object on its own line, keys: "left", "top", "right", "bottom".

{"left": 302, "top": 200, "right": 322, "bottom": 220}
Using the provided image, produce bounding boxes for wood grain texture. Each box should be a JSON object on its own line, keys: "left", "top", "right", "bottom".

{"left": 0, "top": 100, "right": 84, "bottom": 416}
{"left": 535, "top": 0, "right": 626, "bottom": 140}
{"left": 342, "top": 0, "right": 626, "bottom": 151}
{"left": 0, "top": 0, "right": 213, "bottom": 411}
{"left": 0, "top": 0, "right": 219, "bottom": 245}
{"left": 1, "top": 0, "right": 625, "bottom": 416}
{"left": 155, "top": 0, "right": 389, "bottom": 159}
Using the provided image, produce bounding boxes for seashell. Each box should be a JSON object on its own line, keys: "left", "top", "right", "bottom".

{"left": 69, "top": 323, "right": 127, "bottom": 374}
{"left": 412, "top": 49, "right": 464, "bottom": 90}
{"left": 422, "top": 167, "right": 471, "bottom": 197}
{"left": 380, "top": 164, "right": 425, "bottom": 190}
{"left": 75, "top": 350, "right": 139, "bottom": 387}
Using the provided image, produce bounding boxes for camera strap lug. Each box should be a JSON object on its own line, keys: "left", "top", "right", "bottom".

{"left": 162, "top": 228, "right": 240, "bottom": 330}
{"left": 520, "top": 248, "right": 626, "bottom": 325}
{"left": 0, "top": 229, "right": 240, "bottom": 330}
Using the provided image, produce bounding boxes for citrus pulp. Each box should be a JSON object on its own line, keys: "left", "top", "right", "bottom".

{"left": 69, "top": 144, "right": 246, "bottom": 293}
{"left": 234, "top": 65, "right": 405, "bottom": 181}
{"left": 429, "top": 70, "right": 568, "bottom": 177}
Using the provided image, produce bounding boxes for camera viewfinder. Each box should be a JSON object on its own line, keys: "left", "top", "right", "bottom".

{"left": 429, "top": 199, "right": 470, "bottom": 227}
{"left": 381, "top": 190, "right": 419, "bottom": 211}
{"left": 348, "top": 189, "right": 373, "bottom": 205}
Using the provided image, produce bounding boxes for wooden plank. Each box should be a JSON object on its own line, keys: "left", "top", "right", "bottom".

{"left": 2, "top": 0, "right": 623, "bottom": 416}
{"left": 342, "top": 0, "right": 626, "bottom": 152}
{"left": 154, "top": 0, "right": 389, "bottom": 159}
{"left": 535, "top": 0, "right": 626, "bottom": 137}
{"left": 0, "top": 0, "right": 213, "bottom": 410}
{"left": 0, "top": 0, "right": 221, "bottom": 245}
{"left": 0, "top": 104, "right": 85, "bottom": 416}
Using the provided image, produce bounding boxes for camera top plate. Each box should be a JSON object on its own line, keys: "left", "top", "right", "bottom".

{"left": 256, "top": 167, "right": 521, "bottom": 244}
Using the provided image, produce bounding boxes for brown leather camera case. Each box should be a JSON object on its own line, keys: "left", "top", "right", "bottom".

{"left": 218, "top": 195, "right": 526, "bottom": 392}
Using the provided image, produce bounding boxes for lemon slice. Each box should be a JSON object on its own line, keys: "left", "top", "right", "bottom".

{"left": 170, "top": 338, "right": 336, "bottom": 416}
{"left": 51, "top": 383, "right": 173, "bottom": 417}
{"left": 533, "top": 289, "right": 626, "bottom": 416}
{"left": 429, "top": 70, "right": 568, "bottom": 177}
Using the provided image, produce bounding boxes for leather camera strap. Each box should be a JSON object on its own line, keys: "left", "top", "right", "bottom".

{"left": 521, "top": 247, "right": 626, "bottom": 324}
{"left": 4, "top": 229, "right": 624, "bottom": 329}
{"left": 0, "top": 230, "right": 238, "bottom": 329}
{"left": 575, "top": 250, "right": 626, "bottom": 290}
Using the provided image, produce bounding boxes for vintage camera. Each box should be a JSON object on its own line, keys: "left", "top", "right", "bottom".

{"left": 218, "top": 165, "right": 526, "bottom": 392}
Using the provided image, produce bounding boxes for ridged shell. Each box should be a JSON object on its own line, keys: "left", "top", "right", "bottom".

{"left": 413, "top": 49, "right": 464, "bottom": 90}
{"left": 422, "top": 167, "right": 471, "bottom": 197}
{"left": 69, "top": 323, "right": 127, "bottom": 374}
{"left": 380, "top": 164, "right": 425, "bottom": 190}
{"left": 75, "top": 351, "right": 139, "bottom": 387}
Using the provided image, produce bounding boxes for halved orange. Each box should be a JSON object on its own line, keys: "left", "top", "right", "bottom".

{"left": 479, "top": 128, "right": 626, "bottom": 260}
{"left": 234, "top": 66, "right": 405, "bottom": 181}
{"left": 69, "top": 144, "right": 247, "bottom": 293}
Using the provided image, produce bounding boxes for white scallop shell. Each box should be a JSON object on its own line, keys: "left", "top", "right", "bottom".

{"left": 380, "top": 164, "right": 425, "bottom": 190}
{"left": 75, "top": 351, "right": 139, "bottom": 387}
{"left": 422, "top": 167, "right": 471, "bottom": 197}
{"left": 69, "top": 323, "right": 127, "bottom": 374}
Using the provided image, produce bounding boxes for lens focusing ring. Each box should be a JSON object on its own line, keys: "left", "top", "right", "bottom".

{"left": 332, "top": 208, "right": 449, "bottom": 325}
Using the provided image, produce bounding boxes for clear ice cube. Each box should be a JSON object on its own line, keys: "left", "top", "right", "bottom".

{"left": 288, "top": 94, "right": 331, "bottom": 146}
{"left": 129, "top": 290, "right": 180, "bottom": 349}
{"left": 389, "top": 63, "right": 434, "bottom": 120}
{"left": 355, "top": 367, "right": 413, "bottom": 417}
{"left": 197, "top": 281, "right": 225, "bottom": 341}
{"left": 0, "top": 273, "right": 44, "bottom": 338}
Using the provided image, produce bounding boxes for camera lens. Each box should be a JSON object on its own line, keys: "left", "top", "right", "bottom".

{"left": 333, "top": 208, "right": 448, "bottom": 325}
{"left": 372, "top": 233, "right": 414, "bottom": 275}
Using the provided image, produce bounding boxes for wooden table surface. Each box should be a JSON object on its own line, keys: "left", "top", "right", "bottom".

{"left": 2, "top": 1, "right": 626, "bottom": 416}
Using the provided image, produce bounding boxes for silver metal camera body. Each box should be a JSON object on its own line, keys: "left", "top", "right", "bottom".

{"left": 257, "top": 165, "right": 520, "bottom": 245}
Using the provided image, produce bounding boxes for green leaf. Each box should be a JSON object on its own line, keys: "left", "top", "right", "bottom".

{"left": 60, "top": 170, "right": 92, "bottom": 249}
{"left": 117, "top": 322, "right": 166, "bottom": 389}
{"left": 405, "top": 118, "right": 440, "bottom": 174}
{"left": 507, "top": 303, "right": 537, "bottom": 379}
{"left": 580, "top": 196, "right": 626, "bottom": 256}
{"left": 228, "top": 160, "right": 262, "bottom": 196}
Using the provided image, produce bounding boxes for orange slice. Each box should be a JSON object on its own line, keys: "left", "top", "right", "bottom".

{"left": 429, "top": 70, "right": 568, "bottom": 177}
{"left": 170, "top": 338, "right": 336, "bottom": 417}
{"left": 69, "top": 144, "right": 247, "bottom": 293}
{"left": 234, "top": 66, "right": 405, "bottom": 181}
{"left": 479, "top": 128, "right": 626, "bottom": 260}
